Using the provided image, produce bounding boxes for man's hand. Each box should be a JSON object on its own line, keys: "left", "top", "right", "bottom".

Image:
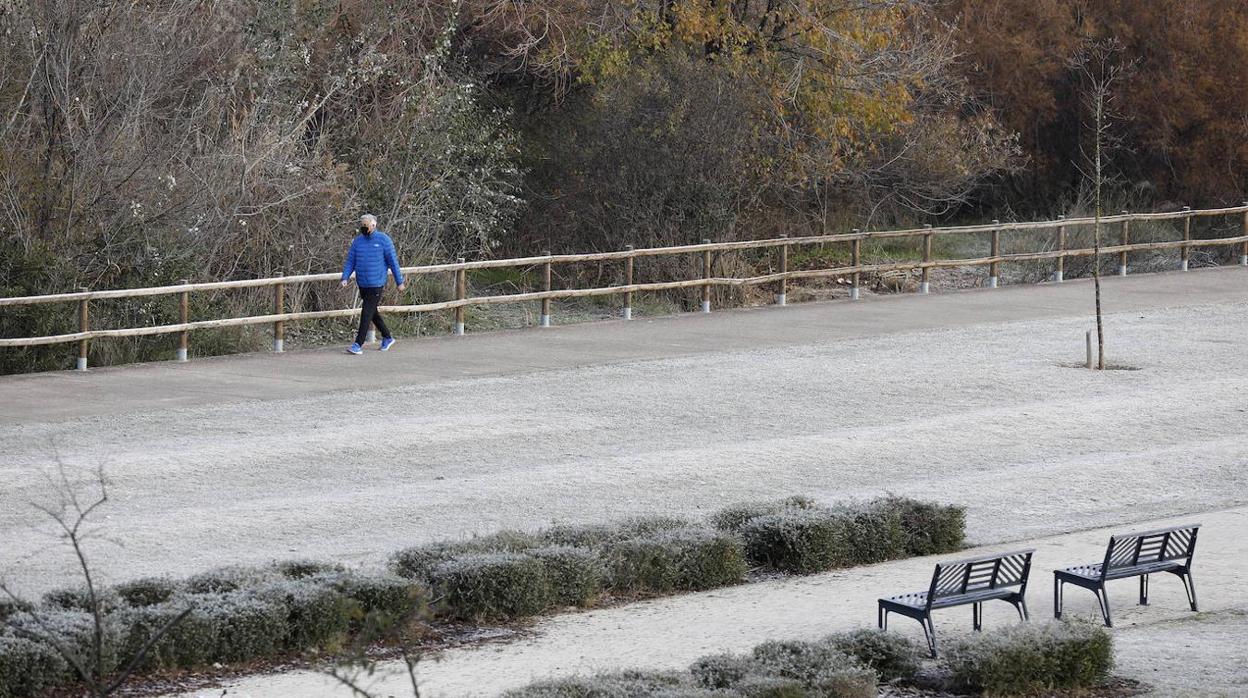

{"left": 340, "top": 280, "right": 349, "bottom": 288}
{"left": 398, "top": 283, "right": 406, "bottom": 292}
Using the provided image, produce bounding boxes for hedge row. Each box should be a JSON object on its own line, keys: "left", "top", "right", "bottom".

{"left": 388, "top": 496, "right": 963, "bottom": 620}
{"left": 0, "top": 566, "right": 422, "bottom": 698}
{"left": 391, "top": 518, "right": 749, "bottom": 621}
{"left": 1, "top": 495, "right": 963, "bottom": 697}
{"left": 947, "top": 620, "right": 1114, "bottom": 695}
{"left": 505, "top": 622, "right": 1114, "bottom": 697}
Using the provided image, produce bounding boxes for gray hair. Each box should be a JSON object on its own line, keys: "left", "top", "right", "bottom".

{"left": 360, "top": 213, "right": 377, "bottom": 226}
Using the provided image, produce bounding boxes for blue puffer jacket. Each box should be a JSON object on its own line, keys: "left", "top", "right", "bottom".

{"left": 341, "top": 231, "right": 404, "bottom": 288}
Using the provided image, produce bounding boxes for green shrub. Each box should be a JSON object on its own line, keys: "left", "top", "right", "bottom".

{"left": 501, "top": 670, "right": 694, "bottom": 697}
{"left": 840, "top": 503, "right": 907, "bottom": 565}
{"left": 257, "top": 580, "right": 353, "bottom": 651}
{"left": 690, "top": 653, "right": 756, "bottom": 688}
{"left": 273, "top": 559, "right": 346, "bottom": 580}
{"left": 750, "top": 640, "right": 877, "bottom": 697}
{"left": 39, "top": 586, "right": 121, "bottom": 614}
{"left": 529, "top": 546, "right": 604, "bottom": 607}
{"left": 3, "top": 609, "right": 125, "bottom": 679}
{"left": 322, "top": 571, "right": 425, "bottom": 621}
{"left": 185, "top": 565, "right": 279, "bottom": 594}
{"left": 710, "top": 496, "right": 816, "bottom": 533}
{"left": 114, "top": 577, "right": 181, "bottom": 608}
{"left": 878, "top": 497, "right": 965, "bottom": 556}
{"left": 731, "top": 675, "right": 806, "bottom": 698}
{"left": 542, "top": 522, "right": 623, "bottom": 549}
{"left": 389, "top": 531, "right": 541, "bottom": 581}
{"left": 614, "top": 516, "right": 693, "bottom": 539}
{"left": 544, "top": 516, "right": 692, "bottom": 549}
{"left": 740, "top": 510, "right": 853, "bottom": 574}
{"left": 657, "top": 529, "right": 748, "bottom": 591}
{"left": 602, "top": 537, "right": 681, "bottom": 594}
{"left": 0, "top": 635, "right": 68, "bottom": 698}
{"left": 946, "top": 620, "right": 1113, "bottom": 696}
{"left": 194, "top": 592, "right": 288, "bottom": 662}
{"left": 116, "top": 601, "right": 217, "bottom": 670}
{"left": 390, "top": 542, "right": 465, "bottom": 580}
{"left": 430, "top": 553, "right": 551, "bottom": 621}
{"left": 822, "top": 629, "right": 920, "bottom": 682}
{"left": 0, "top": 599, "right": 30, "bottom": 624}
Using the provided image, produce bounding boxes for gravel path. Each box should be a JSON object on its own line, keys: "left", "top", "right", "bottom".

{"left": 2, "top": 297, "right": 1247, "bottom": 597}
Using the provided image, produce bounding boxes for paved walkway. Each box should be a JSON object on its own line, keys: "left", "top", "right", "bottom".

{"left": 3, "top": 267, "right": 1245, "bottom": 424}
{"left": 181, "top": 507, "right": 1248, "bottom": 697}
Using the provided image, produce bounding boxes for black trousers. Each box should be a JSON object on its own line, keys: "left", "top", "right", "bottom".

{"left": 355, "top": 287, "right": 391, "bottom": 345}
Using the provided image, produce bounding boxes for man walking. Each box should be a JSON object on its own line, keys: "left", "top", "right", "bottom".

{"left": 341, "top": 214, "right": 405, "bottom": 354}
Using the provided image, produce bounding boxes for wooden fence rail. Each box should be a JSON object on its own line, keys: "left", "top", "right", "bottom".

{"left": 3, "top": 204, "right": 1246, "bottom": 367}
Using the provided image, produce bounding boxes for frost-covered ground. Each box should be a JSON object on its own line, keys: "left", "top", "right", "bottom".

{"left": 2, "top": 271, "right": 1246, "bottom": 696}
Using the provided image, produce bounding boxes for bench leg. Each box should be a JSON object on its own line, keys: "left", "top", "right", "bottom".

{"left": 1013, "top": 597, "right": 1030, "bottom": 621}
{"left": 1095, "top": 587, "right": 1113, "bottom": 627}
{"left": 921, "top": 615, "right": 938, "bottom": 658}
{"left": 1139, "top": 574, "right": 1149, "bottom": 605}
{"left": 1181, "top": 571, "right": 1199, "bottom": 612}
{"left": 1054, "top": 578, "right": 1063, "bottom": 619}
{"left": 972, "top": 602, "right": 983, "bottom": 631}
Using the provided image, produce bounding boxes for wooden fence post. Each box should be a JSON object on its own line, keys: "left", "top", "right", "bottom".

{"left": 989, "top": 220, "right": 1001, "bottom": 288}
{"left": 776, "top": 235, "right": 788, "bottom": 306}
{"left": 454, "top": 258, "right": 466, "bottom": 335}
{"left": 1181, "top": 205, "right": 1192, "bottom": 271}
{"left": 921, "top": 224, "right": 933, "bottom": 294}
{"left": 1056, "top": 214, "right": 1066, "bottom": 282}
{"left": 540, "top": 251, "right": 552, "bottom": 327}
{"left": 1242, "top": 203, "right": 1248, "bottom": 266}
{"left": 177, "top": 279, "right": 189, "bottom": 362}
{"left": 700, "top": 239, "right": 712, "bottom": 313}
{"left": 77, "top": 288, "right": 89, "bottom": 371}
{"left": 623, "top": 244, "right": 635, "bottom": 319}
{"left": 1119, "top": 212, "right": 1130, "bottom": 276}
{"left": 850, "top": 230, "right": 861, "bottom": 300}
{"left": 273, "top": 274, "right": 285, "bottom": 353}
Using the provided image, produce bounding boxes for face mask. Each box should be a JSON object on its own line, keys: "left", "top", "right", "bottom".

{"left": 359, "top": 226, "right": 370, "bottom": 235}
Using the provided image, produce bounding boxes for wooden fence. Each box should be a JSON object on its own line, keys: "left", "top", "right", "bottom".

{"left": 2, "top": 204, "right": 1246, "bottom": 370}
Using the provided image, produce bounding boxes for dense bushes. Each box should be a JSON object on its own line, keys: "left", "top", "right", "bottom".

{"left": 0, "top": 494, "right": 962, "bottom": 696}
{"left": 946, "top": 621, "right": 1114, "bottom": 695}
{"left": 385, "top": 497, "right": 961, "bottom": 622}
{"left": 508, "top": 624, "right": 1116, "bottom": 697}
{"left": 508, "top": 635, "right": 892, "bottom": 698}
{"left": 733, "top": 498, "right": 965, "bottom": 574}
{"left": 0, "top": 567, "right": 425, "bottom": 697}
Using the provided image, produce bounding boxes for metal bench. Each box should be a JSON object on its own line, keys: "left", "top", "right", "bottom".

{"left": 1054, "top": 523, "right": 1199, "bottom": 627}
{"left": 879, "top": 549, "right": 1033, "bottom": 657}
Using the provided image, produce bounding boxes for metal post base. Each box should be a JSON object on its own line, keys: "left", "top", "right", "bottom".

{"left": 1181, "top": 260, "right": 1189, "bottom": 272}
{"left": 920, "top": 282, "right": 930, "bottom": 294}
{"left": 1118, "top": 266, "right": 1127, "bottom": 277}
{"left": 700, "top": 300, "right": 710, "bottom": 313}
{"left": 273, "top": 339, "right": 284, "bottom": 353}
{"left": 76, "top": 358, "right": 88, "bottom": 372}
{"left": 1055, "top": 271, "right": 1064, "bottom": 283}
{"left": 622, "top": 307, "right": 632, "bottom": 320}
{"left": 366, "top": 330, "right": 376, "bottom": 344}
{"left": 539, "top": 314, "right": 551, "bottom": 328}
{"left": 850, "top": 288, "right": 860, "bottom": 301}
{"left": 775, "top": 293, "right": 786, "bottom": 306}
{"left": 453, "top": 323, "right": 464, "bottom": 336}
{"left": 176, "top": 348, "right": 188, "bottom": 363}
{"left": 1241, "top": 255, "right": 1247, "bottom": 266}
{"left": 988, "top": 276, "right": 999, "bottom": 288}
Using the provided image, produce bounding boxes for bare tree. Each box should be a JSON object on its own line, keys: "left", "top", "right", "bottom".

{"left": 0, "top": 463, "right": 189, "bottom": 697}
{"left": 1071, "top": 39, "right": 1129, "bottom": 370}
